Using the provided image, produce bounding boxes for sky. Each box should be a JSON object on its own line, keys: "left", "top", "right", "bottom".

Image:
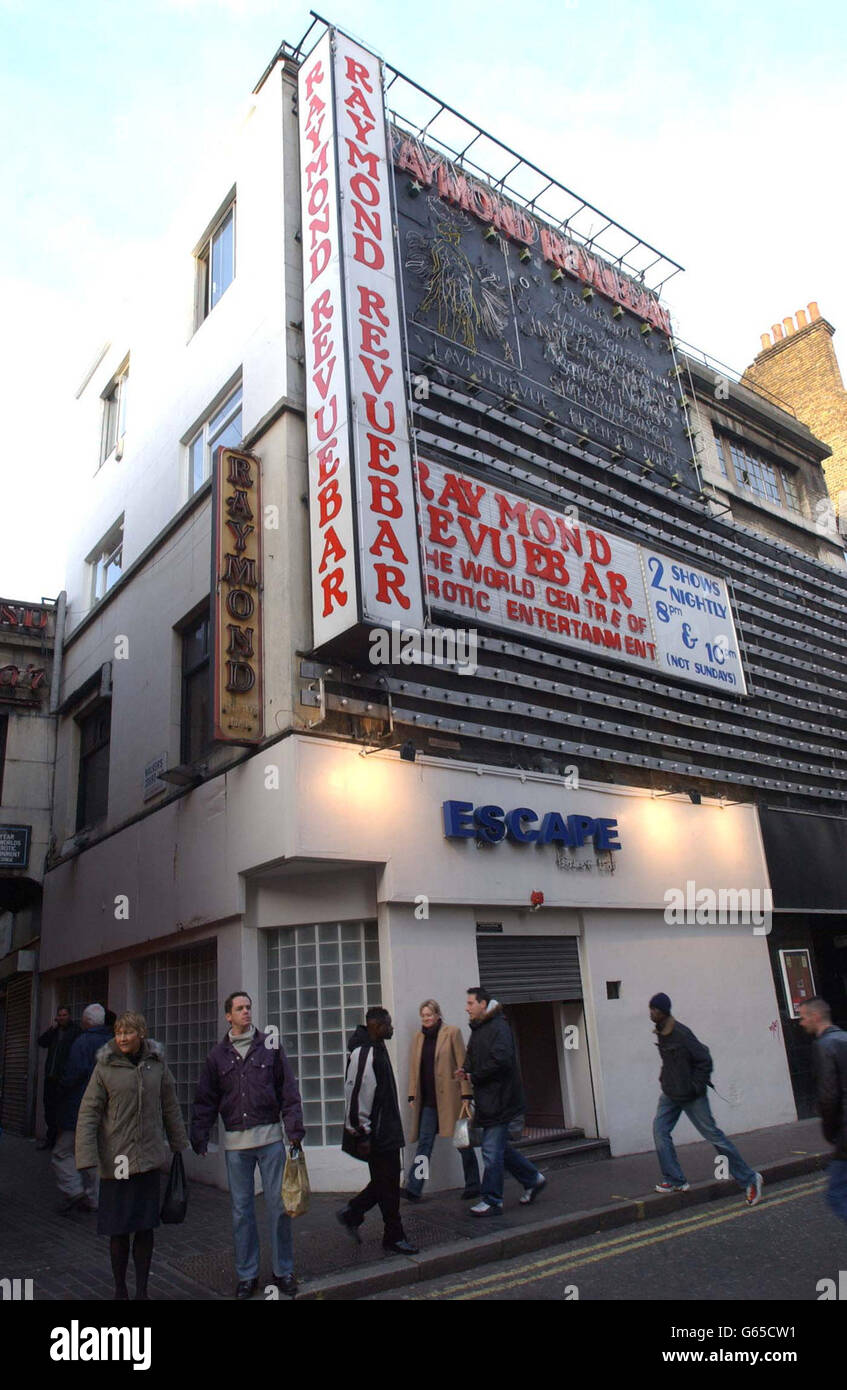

{"left": 3, "top": 0, "right": 845, "bottom": 601}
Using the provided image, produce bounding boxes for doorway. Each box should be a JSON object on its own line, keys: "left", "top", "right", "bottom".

{"left": 507, "top": 1001, "right": 565, "bottom": 1128}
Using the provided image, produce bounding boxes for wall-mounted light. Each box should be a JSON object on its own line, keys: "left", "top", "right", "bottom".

{"left": 407, "top": 179, "right": 422, "bottom": 198}
{"left": 552, "top": 268, "right": 564, "bottom": 283}
{"left": 400, "top": 740, "right": 417, "bottom": 763}
{"left": 577, "top": 435, "right": 590, "bottom": 450}
{"left": 640, "top": 322, "right": 652, "bottom": 336}
{"left": 669, "top": 472, "right": 683, "bottom": 489}
{"left": 519, "top": 246, "right": 532, "bottom": 263}
{"left": 484, "top": 225, "right": 498, "bottom": 241}
{"left": 582, "top": 285, "right": 594, "bottom": 300}
{"left": 688, "top": 791, "right": 702, "bottom": 805}
{"left": 612, "top": 305, "right": 624, "bottom": 319}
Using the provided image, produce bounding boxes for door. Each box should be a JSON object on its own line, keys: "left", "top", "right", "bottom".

{"left": 507, "top": 1001, "right": 565, "bottom": 1128}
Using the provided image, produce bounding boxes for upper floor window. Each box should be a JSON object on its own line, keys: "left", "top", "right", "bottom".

{"left": 87, "top": 517, "right": 124, "bottom": 605}
{"left": 187, "top": 383, "right": 242, "bottom": 495}
{"left": 196, "top": 200, "right": 235, "bottom": 325}
{"left": 100, "top": 359, "right": 129, "bottom": 464}
{"left": 180, "top": 607, "right": 211, "bottom": 766}
{"left": 76, "top": 701, "right": 111, "bottom": 831}
{"left": 714, "top": 435, "right": 803, "bottom": 514}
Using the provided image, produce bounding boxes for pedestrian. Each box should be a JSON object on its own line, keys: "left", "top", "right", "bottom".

{"left": 402, "top": 998, "right": 480, "bottom": 1202}
{"left": 337, "top": 1006, "right": 419, "bottom": 1254}
{"left": 37, "top": 1005, "right": 80, "bottom": 1149}
{"left": 798, "top": 996, "right": 847, "bottom": 1227}
{"left": 75, "top": 1011, "right": 188, "bottom": 1300}
{"left": 649, "top": 991, "right": 763, "bottom": 1204}
{"left": 454, "top": 987, "right": 546, "bottom": 1216}
{"left": 52, "top": 1003, "right": 111, "bottom": 1213}
{"left": 190, "top": 991, "right": 304, "bottom": 1299}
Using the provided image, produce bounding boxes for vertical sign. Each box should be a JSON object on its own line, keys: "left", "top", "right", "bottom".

{"left": 299, "top": 31, "right": 359, "bottom": 645}
{"left": 212, "top": 447, "right": 263, "bottom": 744}
{"left": 299, "top": 29, "right": 424, "bottom": 646}
{"left": 333, "top": 33, "right": 424, "bottom": 629}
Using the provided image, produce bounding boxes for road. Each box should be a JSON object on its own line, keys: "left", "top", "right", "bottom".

{"left": 370, "top": 1173, "right": 847, "bottom": 1302}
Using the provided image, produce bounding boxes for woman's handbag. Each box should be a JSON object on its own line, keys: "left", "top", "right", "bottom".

{"left": 453, "top": 1100, "right": 482, "bottom": 1150}
{"left": 160, "top": 1151, "right": 188, "bottom": 1224}
{"left": 281, "top": 1144, "right": 311, "bottom": 1218}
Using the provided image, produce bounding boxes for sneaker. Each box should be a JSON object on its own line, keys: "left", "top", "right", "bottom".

{"left": 655, "top": 1181, "right": 689, "bottom": 1194}
{"left": 520, "top": 1174, "right": 547, "bottom": 1205}
{"left": 470, "top": 1200, "right": 501, "bottom": 1216}
{"left": 745, "top": 1172, "right": 763, "bottom": 1207}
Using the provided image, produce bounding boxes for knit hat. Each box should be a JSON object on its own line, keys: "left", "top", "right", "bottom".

{"left": 649, "top": 992, "right": 672, "bottom": 1015}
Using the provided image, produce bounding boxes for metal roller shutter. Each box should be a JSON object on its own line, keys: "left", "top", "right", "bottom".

{"left": 476, "top": 935, "right": 582, "bottom": 1003}
{"left": 0, "top": 975, "right": 32, "bottom": 1134}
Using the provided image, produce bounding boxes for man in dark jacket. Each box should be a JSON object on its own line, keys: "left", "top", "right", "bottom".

{"left": 455, "top": 987, "right": 545, "bottom": 1216}
{"left": 798, "top": 996, "right": 847, "bottom": 1226}
{"left": 52, "top": 1004, "right": 111, "bottom": 1212}
{"left": 337, "top": 1007, "right": 418, "bottom": 1255}
{"left": 191, "top": 991, "right": 305, "bottom": 1299}
{"left": 37, "top": 1005, "right": 80, "bottom": 1148}
{"left": 649, "top": 991, "right": 762, "bottom": 1204}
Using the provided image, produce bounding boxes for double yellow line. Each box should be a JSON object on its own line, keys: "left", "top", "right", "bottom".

{"left": 419, "top": 1176, "right": 825, "bottom": 1300}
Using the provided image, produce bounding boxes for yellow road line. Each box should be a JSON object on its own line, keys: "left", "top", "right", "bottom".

{"left": 421, "top": 1177, "right": 825, "bottom": 1300}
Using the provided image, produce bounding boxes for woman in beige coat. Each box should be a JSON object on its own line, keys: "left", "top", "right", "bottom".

{"left": 402, "top": 999, "right": 481, "bottom": 1200}
{"left": 76, "top": 1011, "right": 188, "bottom": 1299}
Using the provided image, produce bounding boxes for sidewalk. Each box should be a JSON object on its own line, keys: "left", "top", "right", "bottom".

{"left": 0, "top": 1119, "right": 828, "bottom": 1301}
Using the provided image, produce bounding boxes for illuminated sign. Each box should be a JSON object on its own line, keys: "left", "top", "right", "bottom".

{"left": 443, "top": 800, "right": 621, "bottom": 849}
{"left": 298, "top": 30, "right": 424, "bottom": 648}
{"left": 420, "top": 458, "right": 747, "bottom": 693}
{"left": 212, "top": 447, "right": 263, "bottom": 744}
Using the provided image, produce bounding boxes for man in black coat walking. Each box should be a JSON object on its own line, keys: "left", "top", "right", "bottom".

{"left": 649, "top": 991, "right": 762, "bottom": 1204}
{"left": 337, "top": 1007, "right": 418, "bottom": 1255}
{"left": 799, "top": 996, "right": 847, "bottom": 1227}
{"left": 455, "top": 987, "right": 545, "bottom": 1216}
{"left": 37, "top": 1006, "right": 80, "bottom": 1149}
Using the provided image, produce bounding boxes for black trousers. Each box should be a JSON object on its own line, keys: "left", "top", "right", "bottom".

{"left": 43, "top": 1078, "right": 59, "bottom": 1145}
{"left": 347, "top": 1148, "right": 404, "bottom": 1242}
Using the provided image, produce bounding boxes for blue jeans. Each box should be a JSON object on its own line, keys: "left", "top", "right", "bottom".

{"left": 405, "top": 1105, "right": 481, "bottom": 1196}
{"left": 480, "top": 1122, "right": 542, "bottom": 1208}
{"left": 224, "top": 1141, "right": 293, "bottom": 1280}
{"left": 653, "top": 1093, "right": 756, "bottom": 1189}
{"left": 827, "top": 1158, "right": 847, "bottom": 1226}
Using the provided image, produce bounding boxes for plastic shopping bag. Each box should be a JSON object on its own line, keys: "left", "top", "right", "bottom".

{"left": 281, "top": 1145, "right": 311, "bottom": 1217}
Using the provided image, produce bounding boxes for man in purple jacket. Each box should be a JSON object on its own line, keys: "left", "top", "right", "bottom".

{"left": 191, "top": 991, "right": 305, "bottom": 1299}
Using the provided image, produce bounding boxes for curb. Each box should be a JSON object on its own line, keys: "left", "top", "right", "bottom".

{"left": 296, "top": 1151, "right": 829, "bottom": 1300}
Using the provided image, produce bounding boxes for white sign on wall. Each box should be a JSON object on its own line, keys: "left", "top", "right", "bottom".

{"left": 418, "top": 457, "right": 746, "bottom": 694}
{"left": 298, "top": 29, "right": 424, "bottom": 647}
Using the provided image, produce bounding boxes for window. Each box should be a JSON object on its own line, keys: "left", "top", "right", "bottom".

{"left": 715, "top": 434, "right": 803, "bottom": 514}
{"left": 100, "top": 360, "right": 129, "bottom": 464}
{"left": 266, "top": 922, "right": 382, "bottom": 1146}
{"left": 76, "top": 702, "right": 111, "bottom": 830}
{"left": 87, "top": 518, "right": 124, "bottom": 604}
{"left": 196, "top": 201, "right": 235, "bottom": 323}
{"left": 142, "top": 942, "right": 218, "bottom": 1112}
{"left": 187, "top": 383, "right": 242, "bottom": 495}
{"left": 180, "top": 607, "right": 211, "bottom": 765}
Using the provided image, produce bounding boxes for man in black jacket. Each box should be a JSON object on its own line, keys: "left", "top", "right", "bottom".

{"left": 799, "top": 996, "right": 847, "bottom": 1227}
{"left": 37, "top": 1006, "right": 80, "bottom": 1149}
{"left": 650, "top": 992, "right": 762, "bottom": 1205}
{"left": 455, "top": 988, "right": 545, "bottom": 1216}
{"left": 337, "top": 1007, "right": 418, "bottom": 1255}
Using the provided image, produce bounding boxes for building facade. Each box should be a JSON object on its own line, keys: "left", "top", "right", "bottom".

{"left": 0, "top": 596, "right": 59, "bottom": 1134}
{"left": 39, "top": 23, "right": 847, "bottom": 1187}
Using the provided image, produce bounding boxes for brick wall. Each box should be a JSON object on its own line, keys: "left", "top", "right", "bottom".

{"left": 743, "top": 303, "right": 847, "bottom": 518}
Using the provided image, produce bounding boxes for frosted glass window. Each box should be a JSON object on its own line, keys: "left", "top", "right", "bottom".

{"left": 264, "top": 921, "right": 380, "bottom": 1146}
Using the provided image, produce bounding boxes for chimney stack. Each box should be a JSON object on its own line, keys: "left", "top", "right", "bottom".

{"left": 809, "top": 301, "right": 820, "bottom": 321}
{"left": 772, "top": 323, "right": 784, "bottom": 341}
{"left": 760, "top": 332, "right": 771, "bottom": 351}
{"left": 783, "top": 317, "right": 795, "bottom": 337}
{"left": 796, "top": 309, "right": 808, "bottom": 330}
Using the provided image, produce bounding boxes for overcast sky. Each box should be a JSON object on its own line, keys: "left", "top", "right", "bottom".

{"left": 3, "top": 0, "right": 844, "bottom": 601}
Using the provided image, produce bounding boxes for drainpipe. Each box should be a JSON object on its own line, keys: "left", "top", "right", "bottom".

{"left": 49, "top": 591, "right": 67, "bottom": 714}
